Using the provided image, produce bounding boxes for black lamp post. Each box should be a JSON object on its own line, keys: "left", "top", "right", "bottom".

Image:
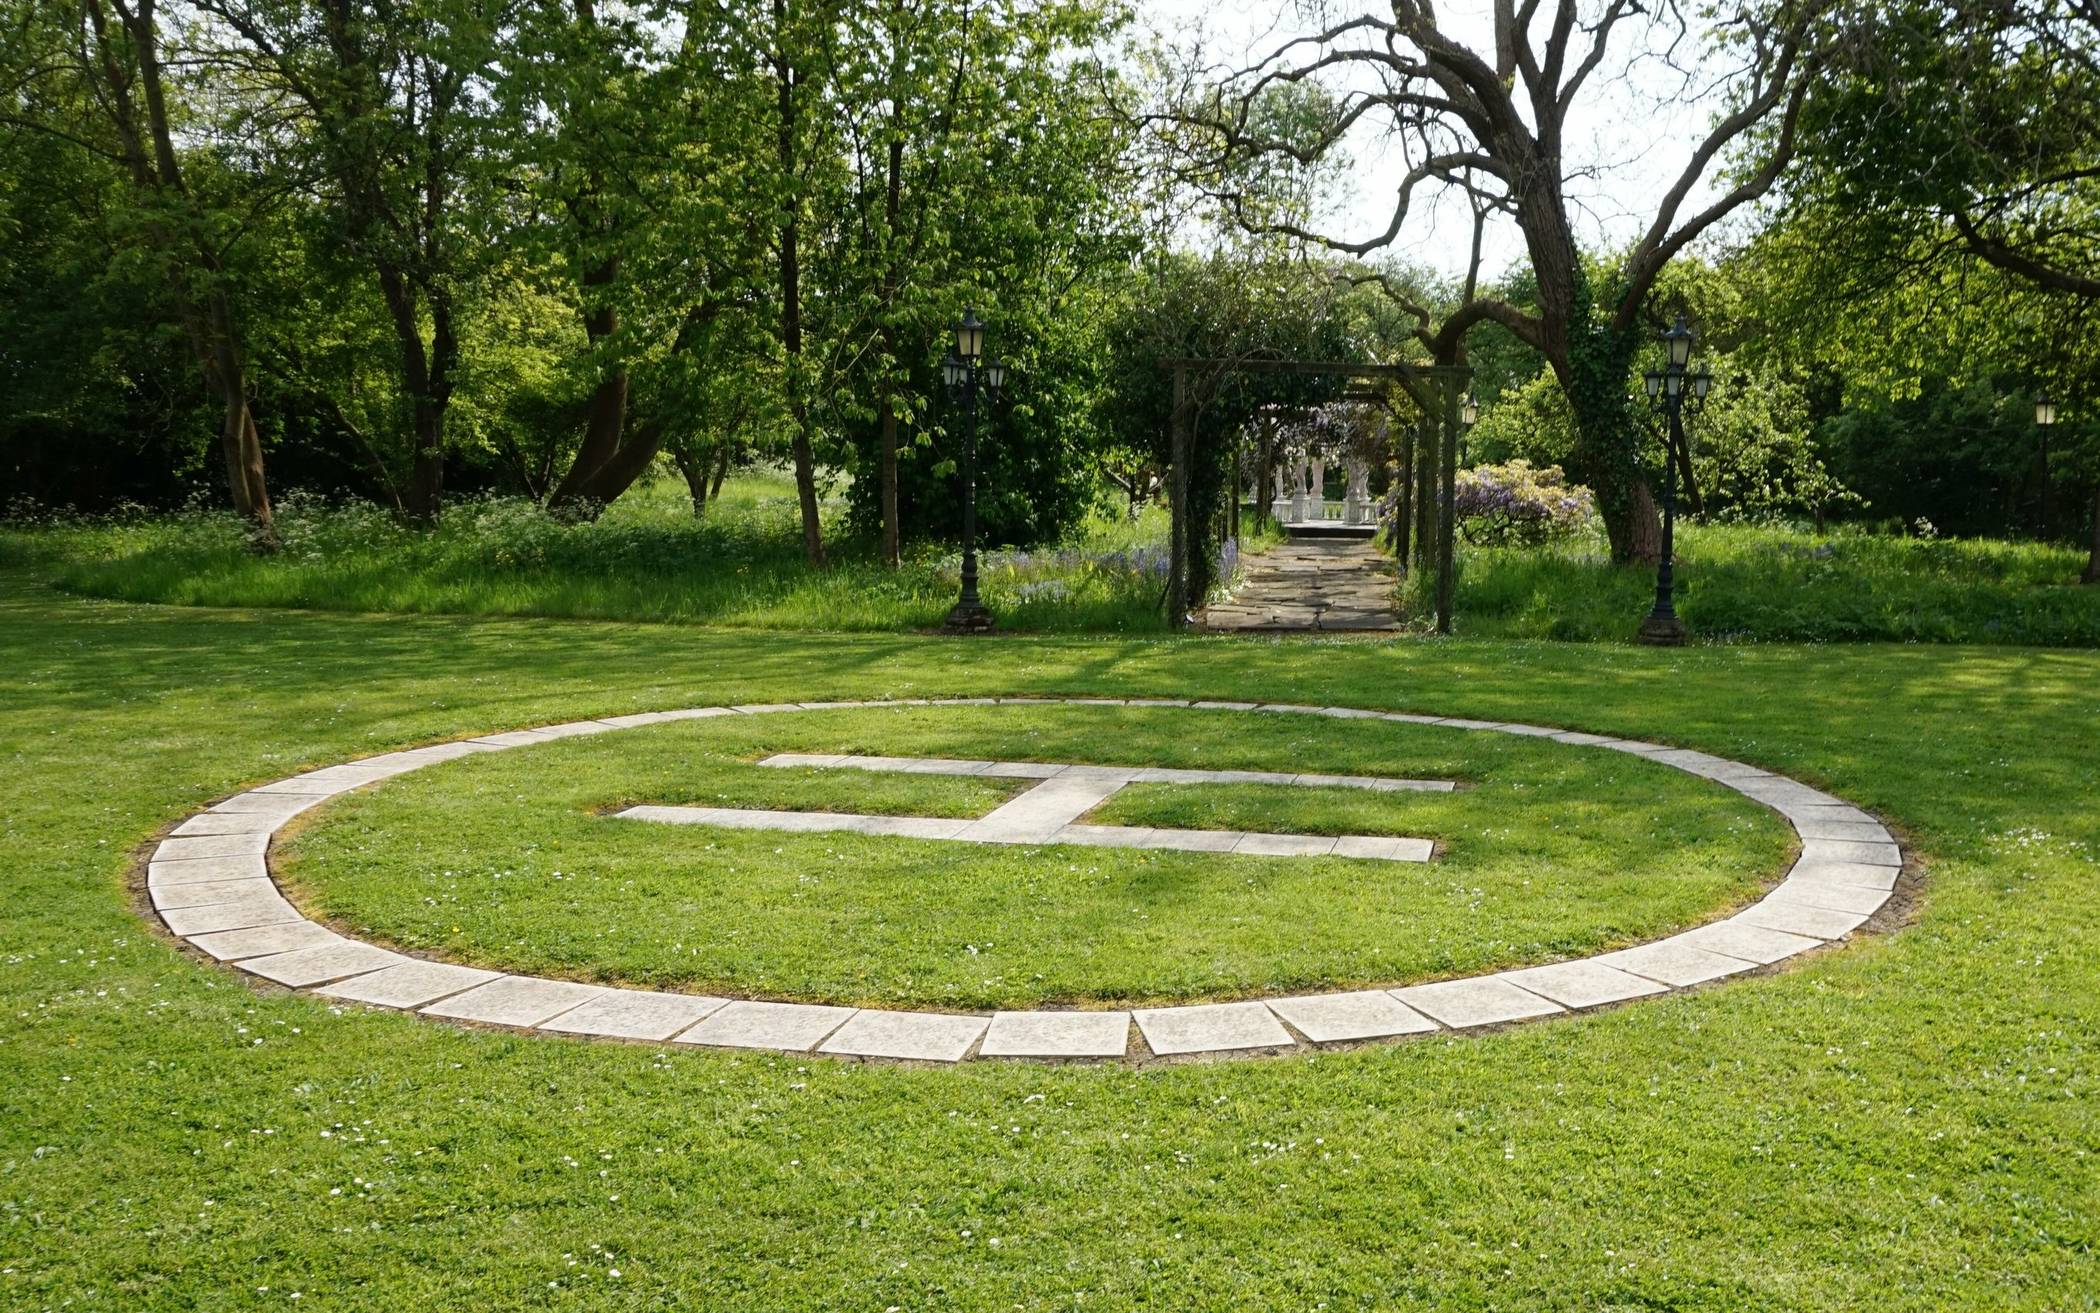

{"left": 2035, "top": 392, "right": 2057, "bottom": 539}
{"left": 1637, "top": 311, "right": 1712, "bottom": 646}
{"left": 940, "top": 308, "right": 1005, "bottom": 633}
{"left": 1459, "top": 390, "right": 1478, "bottom": 465}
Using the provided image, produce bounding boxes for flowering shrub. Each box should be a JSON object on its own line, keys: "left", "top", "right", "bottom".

{"left": 1452, "top": 461, "right": 1596, "bottom": 547}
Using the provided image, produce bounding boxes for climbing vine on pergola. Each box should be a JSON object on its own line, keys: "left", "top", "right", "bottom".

{"left": 1162, "top": 356, "right": 1472, "bottom": 633}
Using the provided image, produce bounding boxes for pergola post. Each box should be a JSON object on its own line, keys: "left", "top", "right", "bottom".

{"left": 1413, "top": 417, "right": 1438, "bottom": 574}
{"left": 1167, "top": 364, "right": 1191, "bottom": 628}
{"left": 1437, "top": 373, "right": 1461, "bottom": 635}
{"left": 1395, "top": 422, "right": 1414, "bottom": 567}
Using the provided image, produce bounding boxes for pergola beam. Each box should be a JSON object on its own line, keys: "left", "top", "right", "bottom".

{"left": 1163, "top": 356, "right": 1471, "bottom": 636}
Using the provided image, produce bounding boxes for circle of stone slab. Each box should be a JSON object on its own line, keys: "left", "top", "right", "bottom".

{"left": 146, "top": 698, "right": 1904, "bottom": 1064}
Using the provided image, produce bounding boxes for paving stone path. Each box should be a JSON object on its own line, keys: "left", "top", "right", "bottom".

{"left": 621, "top": 754, "right": 1444, "bottom": 861}
{"left": 1198, "top": 539, "right": 1400, "bottom": 632}
{"left": 146, "top": 698, "right": 1904, "bottom": 1064}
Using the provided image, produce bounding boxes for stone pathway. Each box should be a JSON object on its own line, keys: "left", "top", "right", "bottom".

{"left": 1198, "top": 539, "right": 1400, "bottom": 632}
{"left": 144, "top": 698, "right": 1904, "bottom": 1064}
{"left": 620, "top": 754, "right": 1444, "bottom": 861}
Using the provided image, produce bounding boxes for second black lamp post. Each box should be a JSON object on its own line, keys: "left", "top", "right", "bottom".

{"left": 940, "top": 309, "right": 1006, "bottom": 634}
{"left": 1637, "top": 311, "right": 1712, "bottom": 647}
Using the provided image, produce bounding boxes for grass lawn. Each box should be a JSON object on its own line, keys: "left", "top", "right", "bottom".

{"left": 278, "top": 704, "right": 1784, "bottom": 1008}
{"left": 2, "top": 568, "right": 2096, "bottom": 1309}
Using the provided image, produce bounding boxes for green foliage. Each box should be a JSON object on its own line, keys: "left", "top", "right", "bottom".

{"left": 17, "top": 475, "right": 1174, "bottom": 633}
{"left": 1445, "top": 521, "right": 2100, "bottom": 645}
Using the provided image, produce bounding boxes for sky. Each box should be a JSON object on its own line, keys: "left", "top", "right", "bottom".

{"left": 1132, "top": 0, "right": 1746, "bottom": 284}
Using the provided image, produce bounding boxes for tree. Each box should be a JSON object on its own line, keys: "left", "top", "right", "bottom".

{"left": 1788, "top": 0, "right": 2099, "bottom": 577}
{"left": 1173, "top": 0, "right": 1830, "bottom": 562}
{"left": 201, "top": 0, "right": 512, "bottom": 523}
{"left": 10, "top": 0, "right": 280, "bottom": 540}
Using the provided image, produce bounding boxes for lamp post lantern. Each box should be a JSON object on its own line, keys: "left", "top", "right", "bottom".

{"left": 1637, "top": 311, "right": 1711, "bottom": 646}
{"left": 941, "top": 308, "right": 1004, "bottom": 633}
{"left": 1459, "top": 390, "right": 1478, "bottom": 465}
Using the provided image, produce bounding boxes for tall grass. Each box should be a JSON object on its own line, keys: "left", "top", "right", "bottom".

{"left": 10, "top": 478, "right": 1183, "bottom": 634}
{"left": 10, "top": 481, "right": 2094, "bottom": 645}
{"left": 1433, "top": 521, "right": 2100, "bottom": 645}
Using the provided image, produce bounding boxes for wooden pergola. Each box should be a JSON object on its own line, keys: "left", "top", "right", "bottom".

{"left": 1162, "top": 356, "right": 1473, "bottom": 634}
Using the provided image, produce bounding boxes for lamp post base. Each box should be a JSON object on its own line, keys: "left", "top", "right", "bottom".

{"left": 1636, "top": 611, "right": 1687, "bottom": 646}
{"left": 943, "top": 600, "right": 996, "bottom": 634}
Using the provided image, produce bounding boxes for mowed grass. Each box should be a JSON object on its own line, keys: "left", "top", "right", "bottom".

{"left": 277, "top": 705, "right": 1783, "bottom": 1007}
{"left": 2, "top": 574, "right": 2096, "bottom": 1309}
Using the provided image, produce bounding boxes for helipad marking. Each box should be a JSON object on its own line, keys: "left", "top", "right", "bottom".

{"left": 143, "top": 698, "right": 1905, "bottom": 1063}
{"left": 612, "top": 754, "right": 1445, "bottom": 861}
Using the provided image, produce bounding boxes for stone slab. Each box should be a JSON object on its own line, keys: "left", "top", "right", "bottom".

{"left": 1791, "top": 817, "right": 1894, "bottom": 843}
{"left": 1497, "top": 960, "right": 1668, "bottom": 1009}
{"left": 1233, "top": 833, "right": 1337, "bottom": 857}
{"left": 1052, "top": 824, "right": 1156, "bottom": 847}
{"left": 184, "top": 921, "right": 343, "bottom": 961}
{"left": 317, "top": 961, "right": 504, "bottom": 1008}
{"left": 470, "top": 729, "right": 564, "bottom": 748}
{"left": 154, "top": 832, "right": 269, "bottom": 862}
{"left": 1798, "top": 839, "right": 1903, "bottom": 869}
{"left": 148, "top": 855, "right": 268, "bottom": 886}
{"left": 1133, "top": 1002, "right": 1294, "bottom": 1055}
{"left": 978, "top": 1010, "right": 1132, "bottom": 1058}
{"left": 1392, "top": 977, "right": 1564, "bottom": 1028}
{"left": 855, "top": 816, "right": 973, "bottom": 839}
{"left": 420, "top": 976, "right": 609, "bottom": 1026}
{"left": 817, "top": 1009, "right": 989, "bottom": 1062}
{"left": 208, "top": 792, "right": 328, "bottom": 818}
{"left": 150, "top": 877, "right": 278, "bottom": 911}
{"left": 978, "top": 761, "right": 1069, "bottom": 778}
{"left": 1138, "top": 828, "right": 1246, "bottom": 853}
{"left": 1736, "top": 900, "right": 1871, "bottom": 940}
{"left": 1331, "top": 835, "right": 1436, "bottom": 862}
{"left": 674, "top": 1000, "right": 858, "bottom": 1051}
{"left": 1677, "top": 920, "right": 1825, "bottom": 965}
{"left": 1267, "top": 991, "right": 1437, "bottom": 1043}
{"left": 159, "top": 893, "right": 302, "bottom": 936}
{"left": 171, "top": 812, "right": 281, "bottom": 837}
{"left": 760, "top": 752, "right": 850, "bottom": 768}
{"left": 1765, "top": 879, "right": 1892, "bottom": 916}
{"left": 537, "top": 989, "right": 728, "bottom": 1040}
{"left": 1596, "top": 939, "right": 1760, "bottom": 986}
{"left": 1788, "top": 859, "right": 1900, "bottom": 891}
{"left": 239, "top": 940, "right": 406, "bottom": 987}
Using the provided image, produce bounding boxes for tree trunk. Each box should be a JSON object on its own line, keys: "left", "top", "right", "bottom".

{"left": 388, "top": 295, "right": 454, "bottom": 527}
{"left": 710, "top": 443, "right": 732, "bottom": 500}
{"left": 543, "top": 0, "right": 632, "bottom": 517}
{"left": 774, "top": 0, "right": 826, "bottom": 568}
{"left": 547, "top": 274, "right": 631, "bottom": 514}
{"left": 93, "top": 0, "right": 276, "bottom": 547}
{"left": 1619, "top": 476, "right": 1664, "bottom": 564}
{"left": 2084, "top": 487, "right": 2100, "bottom": 584}
{"left": 877, "top": 49, "right": 906, "bottom": 569}
{"left": 673, "top": 442, "right": 713, "bottom": 517}
{"left": 1673, "top": 425, "right": 1703, "bottom": 518}
{"left": 1561, "top": 318, "right": 1661, "bottom": 565}
{"left": 879, "top": 400, "right": 902, "bottom": 565}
